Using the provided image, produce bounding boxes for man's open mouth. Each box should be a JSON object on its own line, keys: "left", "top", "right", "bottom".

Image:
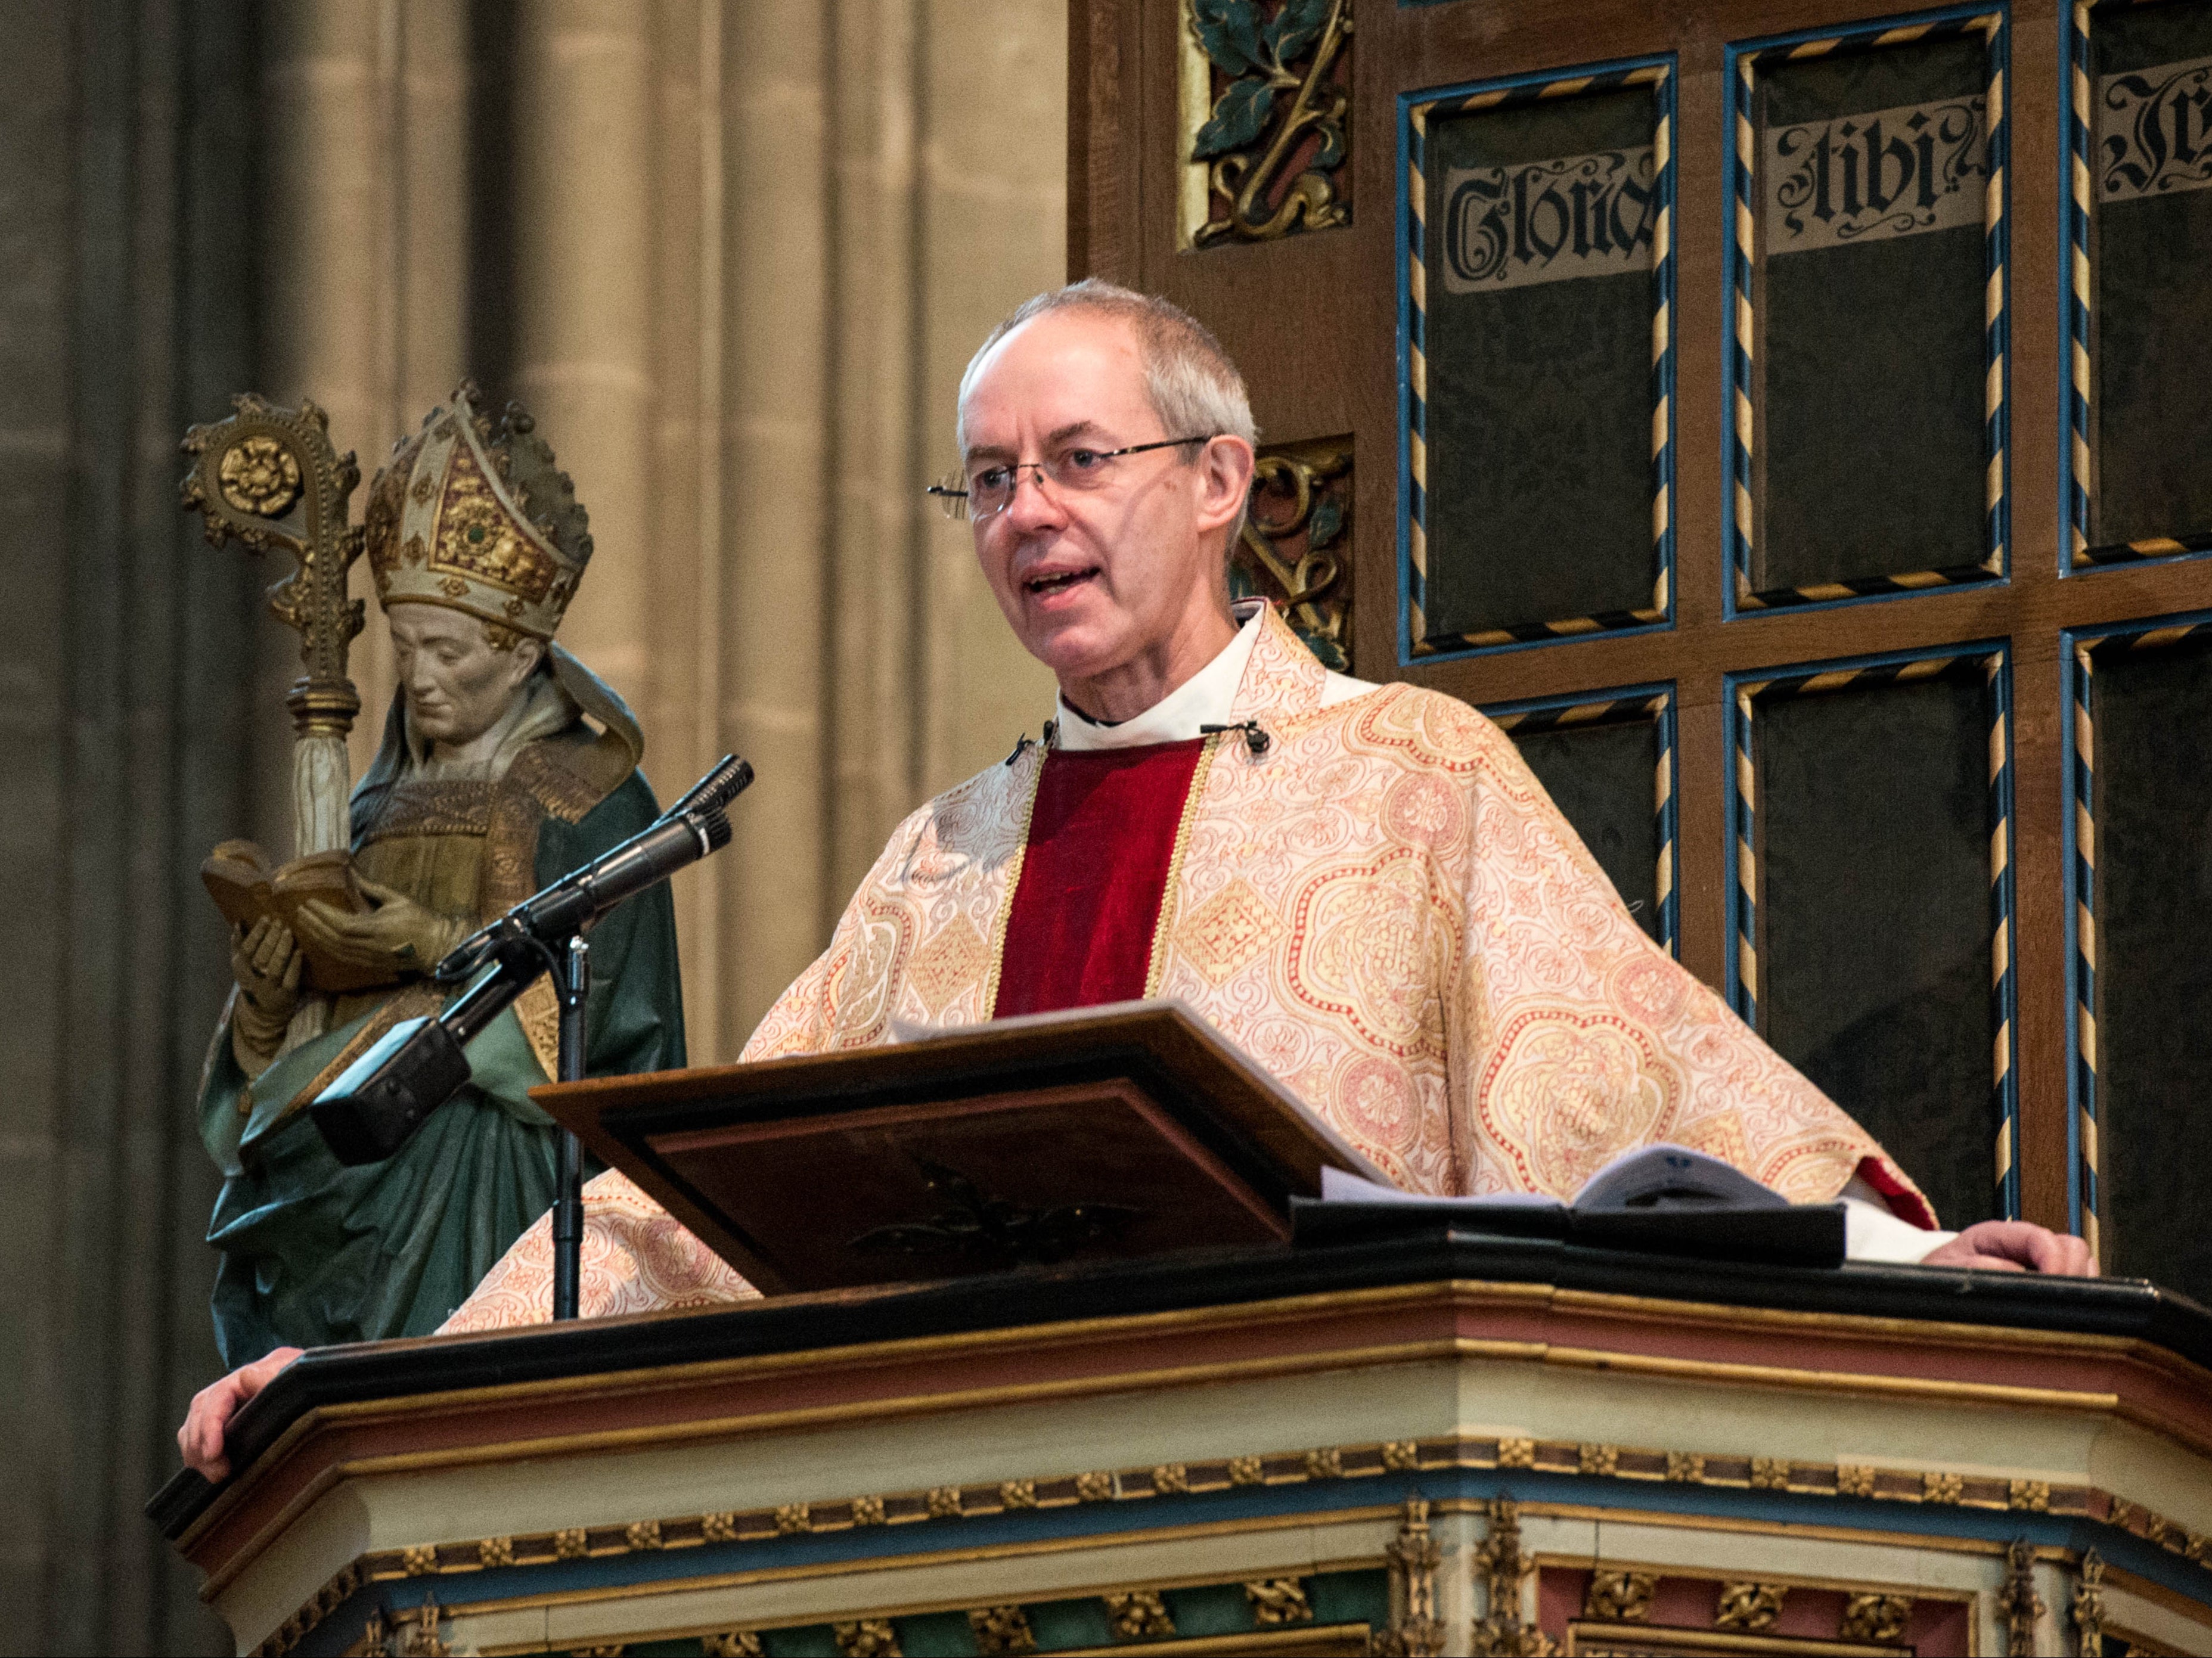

{"left": 1023, "top": 567, "right": 1099, "bottom": 596}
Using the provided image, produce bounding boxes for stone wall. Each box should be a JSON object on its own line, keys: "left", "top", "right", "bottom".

{"left": 258, "top": 0, "right": 1063, "bottom": 1059}
{"left": 0, "top": 0, "right": 1065, "bottom": 1649}
{"left": 0, "top": 2, "right": 266, "bottom": 1649}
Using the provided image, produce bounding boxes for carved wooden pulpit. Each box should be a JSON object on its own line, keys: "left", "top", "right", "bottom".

{"left": 150, "top": 1004, "right": 2212, "bottom": 1657}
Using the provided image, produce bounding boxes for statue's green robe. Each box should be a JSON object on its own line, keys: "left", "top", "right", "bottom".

{"left": 198, "top": 655, "right": 685, "bottom": 1365}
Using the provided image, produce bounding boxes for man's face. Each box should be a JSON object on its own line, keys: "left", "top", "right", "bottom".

{"left": 959, "top": 311, "right": 1246, "bottom": 684}
{"left": 387, "top": 603, "right": 540, "bottom": 746}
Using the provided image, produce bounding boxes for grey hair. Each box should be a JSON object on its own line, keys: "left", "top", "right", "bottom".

{"left": 954, "top": 279, "right": 1259, "bottom": 457}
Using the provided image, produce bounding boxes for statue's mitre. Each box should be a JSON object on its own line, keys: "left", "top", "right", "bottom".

{"left": 363, "top": 383, "right": 592, "bottom": 640}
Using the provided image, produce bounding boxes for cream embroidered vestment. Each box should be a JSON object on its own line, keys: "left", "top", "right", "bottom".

{"left": 445, "top": 610, "right": 1928, "bottom": 1330}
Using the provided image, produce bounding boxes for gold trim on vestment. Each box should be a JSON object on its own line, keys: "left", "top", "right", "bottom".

{"left": 284, "top": 983, "right": 446, "bottom": 1121}
{"left": 979, "top": 745, "right": 1045, "bottom": 1018}
{"left": 1145, "top": 733, "right": 1221, "bottom": 997}
{"left": 513, "top": 976, "right": 559, "bottom": 1082}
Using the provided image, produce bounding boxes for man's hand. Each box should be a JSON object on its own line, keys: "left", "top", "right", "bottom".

{"left": 178, "top": 1346, "right": 303, "bottom": 1482}
{"left": 1922, "top": 1221, "right": 2098, "bottom": 1275}
{"left": 230, "top": 918, "right": 302, "bottom": 1061}
{"left": 293, "top": 877, "right": 465, "bottom": 977}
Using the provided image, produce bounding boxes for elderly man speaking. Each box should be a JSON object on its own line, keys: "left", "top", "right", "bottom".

{"left": 180, "top": 281, "right": 2090, "bottom": 1476}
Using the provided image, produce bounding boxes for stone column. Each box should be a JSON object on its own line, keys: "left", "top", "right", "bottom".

{"left": 3, "top": 1, "right": 263, "bottom": 1648}
{"left": 259, "top": 0, "right": 473, "bottom": 795}
{"left": 703, "top": 0, "right": 1067, "bottom": 1047}
{"left": 258, "top": 1, "right": 395, "bottom": 824}
{"left": 646, "top": 0, "right": 731, "bottom": 1051}
{"left": 914, "top": 0, "right": 1065, "bottom": 794}
{"left": 824, "top": 0, "right": 923, "bottom": 902}
{"left": 510, "top": 0, "right": 656, "bottom": 708}
{"left": 714, "top": 0, "right": 834, "bottom": 1049}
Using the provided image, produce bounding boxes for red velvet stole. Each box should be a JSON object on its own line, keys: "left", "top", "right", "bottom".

{"left": 992, "top": 739, "right": 1206, "bottom": 1019}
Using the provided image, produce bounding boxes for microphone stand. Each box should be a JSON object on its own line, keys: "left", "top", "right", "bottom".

{"left": 554, "top": 934, "right": 589, "bottom": 1319}
{"left": 307, "top": 753, "right": 753, "bottom": 1322}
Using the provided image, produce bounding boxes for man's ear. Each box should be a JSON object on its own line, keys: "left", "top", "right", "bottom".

{"left": 1193, "top": 436, "right": 1257, "bottom": 538}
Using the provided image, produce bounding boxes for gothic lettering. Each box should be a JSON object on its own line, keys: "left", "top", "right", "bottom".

{"left": 1764, "top": 95, "right": 1986, "bottom": 253}
{"left": 1438, "top": 146, "right": 1657, "bottom": 294}
{"left": 2099, "top": 55, "right": 2212, "bottom": 203}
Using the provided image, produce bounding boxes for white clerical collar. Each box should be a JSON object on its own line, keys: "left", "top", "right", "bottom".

{"left": 1053, "top": 600, "right": 1378, "bottom": 750}
{"left": 1053, "top": 602, "right": 1269, "bottom": 752}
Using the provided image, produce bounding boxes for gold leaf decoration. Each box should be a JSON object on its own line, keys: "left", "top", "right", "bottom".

{"left": 1105, "top": 1590, "right": 1176, "bottom": 1640}
{"left": 1245, "top": 1578, "right": 1314, "bottom": 1626}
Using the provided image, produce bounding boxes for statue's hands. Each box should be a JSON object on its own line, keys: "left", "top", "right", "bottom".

{"left": 1922, "top": 1220, "right": 2098, "bottom": 1276}
{"left": 229, "top": 918, "right": 302, "bottom": 1061}
{"left": 178, "top": 1346, "right": 303, "bottom": 1482}
{"left": 293, "top": 877, "right": 467, "bottom": 977}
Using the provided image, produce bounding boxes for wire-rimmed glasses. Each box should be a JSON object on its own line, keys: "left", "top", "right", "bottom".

{"left": 926, "top": 434, "right": 1223, "bottom": 521}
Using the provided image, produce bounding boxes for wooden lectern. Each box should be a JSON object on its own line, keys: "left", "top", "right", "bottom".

{"left": 151, "top": 1008, "right": 2212, "bottom": 1657}
{"left": 536, "top": 1004, "right": 1386, "bottom": 1294}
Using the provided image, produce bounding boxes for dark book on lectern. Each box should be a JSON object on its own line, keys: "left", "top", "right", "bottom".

{"left": 529, "top": 999, "right": 1389, "bottom": 1294}
{"left": 1290, "top": 1147, "right": 1848, "bottom": 1268}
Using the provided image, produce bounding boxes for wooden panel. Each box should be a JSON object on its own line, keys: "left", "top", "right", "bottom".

{"left": 1732, "top": 651, "right": 2012, "bottom": 1229}
{"left": 2070, "top": 618, "right": 2212, "bottom": 1304}
{"left": 1731, "top": 18, "right": 2005, "bottom": 606}
{"left": 1066, "top": 0, "right": 2212, "bottom": 1239}
{"left": 1410, "top": 67, "right": 1673, "bottom": 651}
{"left": 2070, "top": 0, "right": 2212, "bottom": 563}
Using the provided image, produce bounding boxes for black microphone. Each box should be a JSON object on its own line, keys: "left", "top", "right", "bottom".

{"left": 308, "top": 755, "right": 753, "bottom": 1165}
{"left": 432, "top": 754, "right": 752, "bottom": 983}
{"left": 502, "top": 762, "right": 745, "bottom": 945}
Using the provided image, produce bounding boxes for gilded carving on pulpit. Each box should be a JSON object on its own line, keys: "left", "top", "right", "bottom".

{"left": 184, "top": 384, "right": 685, "bottom": 1365}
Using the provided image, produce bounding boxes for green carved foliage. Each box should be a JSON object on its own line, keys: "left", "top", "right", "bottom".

{"left": 1190, "top": 0, "right": 1336, "bottom": 161}
{"left": 1307, "top": 492, "right": 1344, "bottom": 552}
{"left": 1268, "top": 0, "right": 1335, "bottom": 66}
{"left": 1197, "top": 79, "right": 1277, "bottom": 159}
{"left": 1192, "top": 0, "right": 1266, "bottom": 76}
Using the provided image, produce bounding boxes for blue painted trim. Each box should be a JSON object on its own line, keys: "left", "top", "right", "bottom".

{"left": 2062, "top": 0, "right": 2089, "bottom": 575}
{"left": 1478, "top": 682, "right": 1682, "bottom": 957}
{"left": 1728, "top": 0, "right": 2009, "bottom": 57}
{"left": 2059, "top": 603, "right": 2212, "bottom": 1246}
{"left": 1395, "top": 82, "right": 1417, "bottom": 669}
{"left": 1397, "top": 55, "right": 1677, "bottom": 667}
{"left": 1478, "top": 682, "right": 1674, "bottom": 722}
{"left": 1720, "top": 4, "right": 2011, "bottom": 619}
{"left": 1723, "top": 640, "right": 2019, "bottom": 1215}
{"left": 2061, "top": 630, "right": 2088, "bottom": 1239}
{"left": 1403, "top": 617, "right": 1674, "bottom": 669}
{"left": 313, "top": 1464, "right": 2212, "bottom": 1646}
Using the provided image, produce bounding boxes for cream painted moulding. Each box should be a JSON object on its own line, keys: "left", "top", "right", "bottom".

{"left": 175, "top": 1285, "right": 2212, "bottom": 1655}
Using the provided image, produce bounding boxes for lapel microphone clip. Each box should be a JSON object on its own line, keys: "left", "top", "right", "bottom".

{"left": 1200, "top": 720, "right": 1271, "bottom": 755}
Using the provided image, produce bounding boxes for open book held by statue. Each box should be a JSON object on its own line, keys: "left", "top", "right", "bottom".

{"left": 180, "top": 384, "right": 686, "bottom": 1367}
